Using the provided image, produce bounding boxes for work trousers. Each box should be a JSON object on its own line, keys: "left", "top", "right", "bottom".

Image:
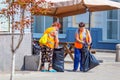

{"left": 73, "top": 48, "right": 83, "bottom": 71}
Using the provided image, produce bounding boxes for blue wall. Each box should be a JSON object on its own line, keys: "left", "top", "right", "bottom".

{"left": 60, "top": 27, "right": 118, "bottom": 50}
{"left": 88, "top": 28, "right": 118, "bottom": 50}
{"left": 33, "top": 27, "right": 119, "bottom": 50}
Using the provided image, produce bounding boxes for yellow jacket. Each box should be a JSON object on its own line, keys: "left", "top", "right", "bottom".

{"left": 43, "top": 27, "right": 56, "bottom": 49}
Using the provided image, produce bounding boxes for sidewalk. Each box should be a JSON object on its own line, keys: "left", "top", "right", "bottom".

{"left": 1, "top": 51, "right": 120, "bottom": 80}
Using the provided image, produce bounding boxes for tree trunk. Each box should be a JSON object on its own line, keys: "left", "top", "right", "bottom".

{"left": 10, "top": 53, "right": 15, "bottom": 80}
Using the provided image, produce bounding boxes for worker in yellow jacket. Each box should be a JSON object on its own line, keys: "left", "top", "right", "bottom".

{"left": 73, "top": 22, "right": 92, "bottom": 72}
{"left": 40, "top": 22, "right": 61, "bottom": 72}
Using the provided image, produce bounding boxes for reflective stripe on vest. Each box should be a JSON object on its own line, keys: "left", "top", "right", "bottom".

{"left": 44, "top": 27, "right": 56, "bottom": 49}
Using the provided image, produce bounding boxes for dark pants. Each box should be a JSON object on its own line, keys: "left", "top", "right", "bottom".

{"left": 73, "top": 48, "right": 83, "bottom": 71}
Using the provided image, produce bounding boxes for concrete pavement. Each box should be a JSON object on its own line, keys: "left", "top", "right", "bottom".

{"left": 1, "top": 51, "right": 120, "bottom": 80}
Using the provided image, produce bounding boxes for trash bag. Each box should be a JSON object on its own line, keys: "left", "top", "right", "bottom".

{"left": 81, "top": 49, "right": 89, "bottom": 72}
{"left": 32, "top": 41, "right": 41, "bottom": 55}
{"left": 52, "top": 48, "right": 64, "bottom": 72}
{"left": 81, "top": 44, "right": 99, "bottom": 72}
{"left": 89, "top": 53, "right": 99, "bottom": 70}
{"left": 81, "top": 43, "right": 88, "bottom": 54}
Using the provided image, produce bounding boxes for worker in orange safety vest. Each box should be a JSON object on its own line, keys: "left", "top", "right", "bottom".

{"left": 73, "top": 22, "right": 92, "bottom": 72}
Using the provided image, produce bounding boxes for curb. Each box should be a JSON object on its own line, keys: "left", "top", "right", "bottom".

{"left": 91, "top": 49, "right": 116, "bottom": 53}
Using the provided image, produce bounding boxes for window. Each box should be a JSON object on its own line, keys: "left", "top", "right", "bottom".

{"left": 33, "top": 16, "right": 53, "bottom": 33}
{"left": 111, "top": 0, "right": 119, "bottom": 2}
{"left": 107, "top": 9, "right": 120, "bottom": 40}
{"left": 107, "top": 10, "right": 118, "bottom": 19}
{"left": 107, "top": 21, "right": 118, "bottom": 39}
{"left": 0, "top": 14, "right": 9, "bottom": 32}
{"left": 0, "top": 0, "right": 9, "bottom": 32}
{"left": 33, "top": 16, "right": 68, "bottom": 34}
{"left": 59, "top": 17, "right": 68, "bottom": 34}
{"left": 0, "top": 0, "right": 31, "bottom": 33}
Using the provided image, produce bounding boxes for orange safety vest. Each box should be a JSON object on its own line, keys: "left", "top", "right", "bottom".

{"left": 74, "top": 29, "right": 90, "bottom": 49}
{"left": 43, "top": 27, "right": 56, "bottom": 49}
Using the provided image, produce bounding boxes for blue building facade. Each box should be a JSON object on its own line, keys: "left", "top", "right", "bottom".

{"left": 64, "top": 27, "right": 119, "bottom": 50}
{"left": 33, "top": 0, "right": 120, "bottom": 50}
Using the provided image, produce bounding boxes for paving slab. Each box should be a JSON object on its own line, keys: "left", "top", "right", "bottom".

{"left": 1, "top": 51, "right": 120, "bottom": 80}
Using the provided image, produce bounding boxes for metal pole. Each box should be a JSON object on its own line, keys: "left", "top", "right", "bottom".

{"left": 88, "top": 12, "right": 91, "bottom": 31}
{"left": 44, "top": 16, "right": 45, "bottom": 31}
